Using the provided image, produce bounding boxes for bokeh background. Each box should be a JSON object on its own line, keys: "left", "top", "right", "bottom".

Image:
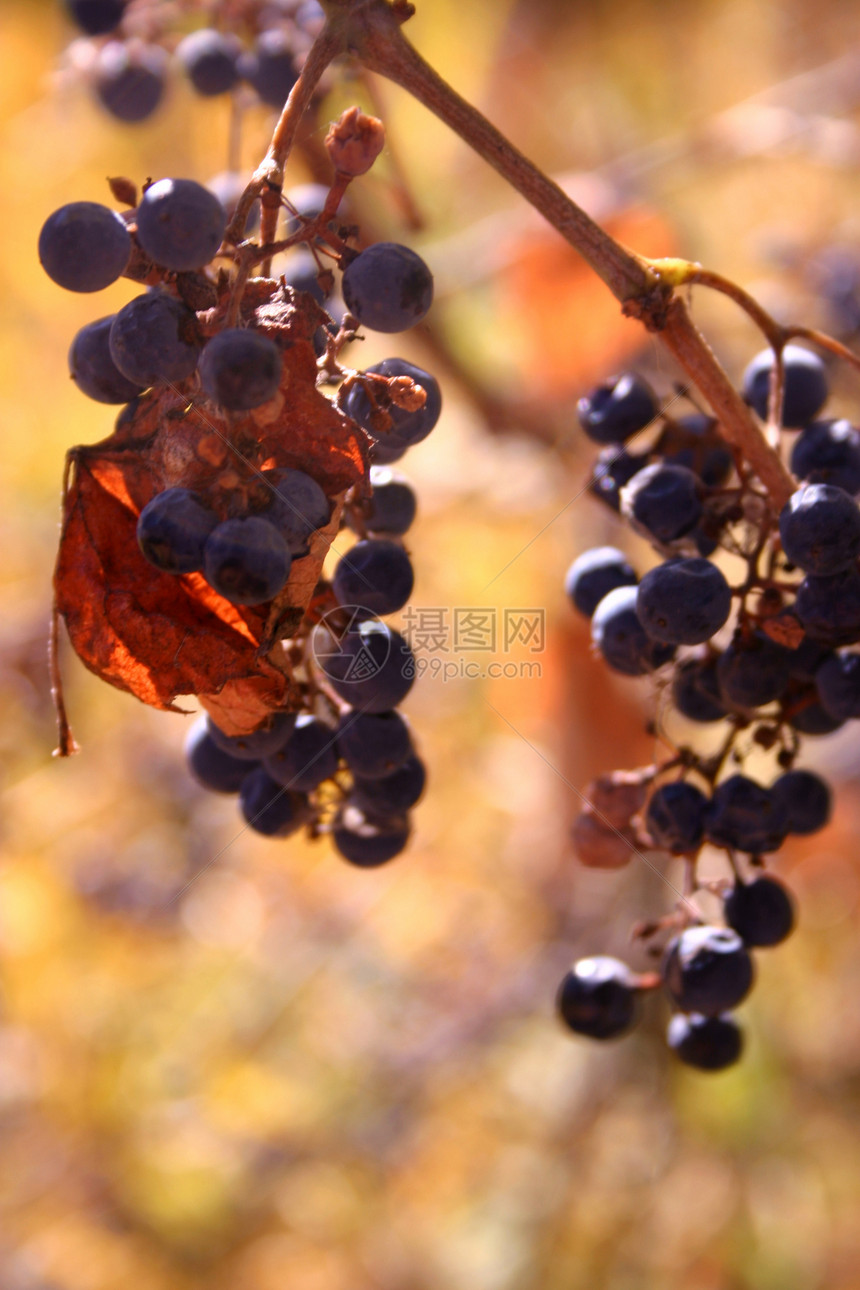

{"left": 5, "top": 2, "right": 860, "bottom": 1287}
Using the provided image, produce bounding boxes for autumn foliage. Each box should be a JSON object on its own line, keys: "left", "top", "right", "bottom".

{"left": 54, "top": 280, "right": 368, "bottom": 732}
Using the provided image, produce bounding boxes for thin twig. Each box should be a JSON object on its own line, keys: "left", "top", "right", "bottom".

{"left": 51, "top": 450, "right": 80, "bottom": 757}
{"left": 225, "top": 20, "right": 347, "bottom": 249}
{"left": 678, "top": 265, "right": 784, "bottom": 348}
{"left": 323, "top": 0, "right": 795, "bottom": 509}
{"left": 332, "top": 0, "right": 656, "bottom": 304}
{"left": 656, "top": 298, "right": 796, "bottom": 507}
{"left": 785, "top": 324, "right": 860, "bottom": 374}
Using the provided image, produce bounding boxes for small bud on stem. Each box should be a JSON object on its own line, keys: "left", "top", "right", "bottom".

{"left": 325, "top": 106, "right": 386, "bottom": 176}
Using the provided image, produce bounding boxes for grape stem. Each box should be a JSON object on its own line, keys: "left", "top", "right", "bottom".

{"left": 50, "top": 603, "right": 77, "bottom": 758}
{"left": 225, "top": 19, "right": 347, "bottom": 254}
{"left": 334, "top": 0, "right": 656, "bottom": 302}
{"left": 665, "top": 264, "right": 860, "bottom": 378}
{"left": 318, "top": 0, "right": 796, "bottom": 507}
{"left": 51, "top": 451, "right": 82, "bottom": 757}
{"left": 657, "top": 299, "right": 795, "bottom": 504}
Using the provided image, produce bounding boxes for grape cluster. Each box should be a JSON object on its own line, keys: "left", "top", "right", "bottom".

{"left": 192, "top": 352, "right": 437, "bottom": 863}
{"left": 41, "top": 180, "right": 246, "bottom": 407}
{"left": 185, "top": 451, "right": 428, "bottom": 865}
{"left": 62, "top": 0, "right": 325, "bottom": 124}
{"left": 558, "top": 344, "right": 851, "bottom": 1071}
{"left": 144, "top": 353, "right": 433, "bottom": 865}
{"left": 179, "top": 367, "right": 434, "bottom": 865}
{"left": 43, "top": 99, "right": 438, "bottom": 867}
{"left": 186, "top": 697, "right": 426, "bottom": 866}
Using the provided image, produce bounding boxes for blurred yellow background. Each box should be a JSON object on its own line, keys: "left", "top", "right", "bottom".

{"left": 5, "top": 2, "right": 860, "bottom": 1288}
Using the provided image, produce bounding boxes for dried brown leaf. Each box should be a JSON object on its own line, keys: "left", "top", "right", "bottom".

{"left": 54, "top": 278, "right": 369, "bottom": 729}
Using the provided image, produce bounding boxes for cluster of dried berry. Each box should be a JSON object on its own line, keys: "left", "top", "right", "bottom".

{"left": 558, "top": 344, "right": 856, "bottom": 1070}
{"left": 42, "top": 98, "right": 442, "bottom": 866}
{"left": 61, "top": 0, "right": 325, "bottom": 124}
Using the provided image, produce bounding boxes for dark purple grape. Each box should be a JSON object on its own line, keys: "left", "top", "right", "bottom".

{"left": 691, "top": 526, "right": 720, "bottom": 557}
{"left": 176, "top": 29, "right": 241, "bottom": 97}
{"left": 794, "top": 568, "right": 860, "bottom": 646}
{"left": 787, "top": 690, "right": 844, "bottom": 735}
{"left": 771, "top": 768, "right": 832, "bottom": 835}
{"left": 332, "top": 802, "right": 411, "bottom": 866}
{"left": 368, "top": 438, "right": 409, "bottom": 466}
{"left": 239, "top": 29, "right": 299, "bottom": 108}
{"left": 316, "top": 620, "right": 415, "bottom": 713}
{"left": 663, "top": 926, "right": 754, "bottom": 1015}
{"left": 109, "top": 292, "right": 202, "bottom": 387}
{"left": 620, "top": 463, "right": 702, "bottom": 543}
{"left": 39, "top": 201, "right": 130, "bottom": 293}
{"left": 809, "top": 245, "right": 860, "bottom": 336}
{"left": 779, "top": 482, "right": 860, "bottom": 575}
{"left": 587, "top": 446, "right": 651, "bottom": 512}
{"left": 342, "top": 243, "right": 433, "bottom": 333}
{"left": 296, "top": 1, "right": 325, "bottom": 31}
{"left": 724, "top": 875, "right": 796, "bottom": 947}
{"left": 671, "top": 655, "right": 728, "bottom": 723}
{"left": 717, "top": 632, "right": 792, "bottom": 708}
{"left": 788, "top": 636, "right": 832, "bottom": 683}
{"left": 667, "top": 1012, "right": 743, "bottom": 1071}
{"left": 94, "top": 41, "right": 167, "bottom": 123}
{"left": 114, "top": 394, "right": 145, "bottom": 431}
{"left": 263, "top": 715, "right": 339, "bottom": 792}
{"left": 351, "top": 754, "right": 426, "bottom": 815}
{"left": 206, "top": 711, "right": 296, "bottom": 761}
{"left": 332, "top": 539, "right": 414, "bottom": 617}
{"left": 705, "top": 774, "right": 788, "bottom": 854}
{"left": 352, "top": 467, "right": 417, "bottom": 536}
{"left": 815, "top": 649, "right": 860, "bottom": 719}
{"left": 635, "top": 557, "right": 732, "bottom": 646}
{"left": 283, "top": 183, "right": 332, "bottom": 238}
{"left": 344, "top": 358, "right": 441, "bottom": 451}
{"left": 203, "top": 517, "right": 291, "bottom": 605}
{"left": 645, "top": 781, "right": 709, "bottom": 853}
{"left": 564, "top": 546, "right": 637, "bottom": 618}
{"left": 198, "top": 329, "right": 282, "bottom": 410}
{"left": 136, "top": 487, "right": 218, "bottom": 574}
{"left": 65, "top": 0, "right": 126, "bottom": 35}
{"left": 135, "top": 178, "right": 226, "bottom": 272}
{"left": 556, "top": 956, "right": 641, "bottom": 1040}
{"left": 577, "top": 373, "right": 657, "bottom": 445}
{"left": 258, "top": 468, "right": 330, "bottom": 555}
{"left": 791, "top": 419, "right": 860, "bottom": 495}
{"left": 239, "top": 767, "right": 309, "bottom": 837}
{"left": 660, "top": 413, "right": 734, "bottom": 487}
{"left": 591, "top": 586, "right": 675, "bottom": 677}
{"left": 282, "top": 249, "right": 327, "bottom": 305}
{"left": 336, "top": 709, "right": 413, "bottom": 779}
{"left": 184, "top": 716, "right": 254, "bottom": 793}
{"left": 207, "top": 171, "right": 260, "bottom": 233}
{"left": 68, "top": 316, "right": 145, "bottom": 404}
{"left": 742, "top": 344, "right": 828, "bottom": 427}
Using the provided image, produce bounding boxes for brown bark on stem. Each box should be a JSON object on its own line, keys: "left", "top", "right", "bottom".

{"left": 227, "top": 21, "right": 347, "bottom": 249}
{"left": 659, "top": 298, "right": 795, "bottom": 506}
{"left": 339, "top": 1, "right": 655, "bottom": 305}
{"left": 320, "top": 0, "right": 795, "bottom": 507}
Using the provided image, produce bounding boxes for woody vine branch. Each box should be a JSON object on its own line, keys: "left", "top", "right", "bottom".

{"left": 300, "top": 0, "right": 860, "bottom": 508}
